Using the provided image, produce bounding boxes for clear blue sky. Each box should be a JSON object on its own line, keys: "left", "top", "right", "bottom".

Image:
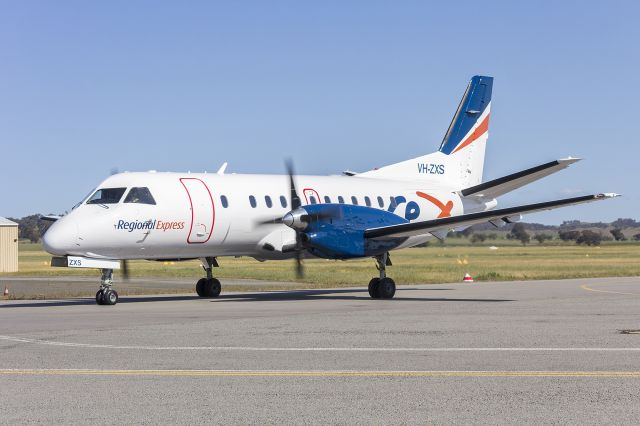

{"left": 1, "top": 0, "right": 637, "bottom": 223}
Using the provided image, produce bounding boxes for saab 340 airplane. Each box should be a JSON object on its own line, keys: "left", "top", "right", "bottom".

{"left": 42, "top": 75, "right": 618, "bottom": 305}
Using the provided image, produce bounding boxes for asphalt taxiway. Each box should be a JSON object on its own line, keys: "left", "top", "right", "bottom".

{"left": 0, "top": 276, "right": 300, "bottom": 299}
{"left": 1, "top": 277, "right": 640, "bottom": 424}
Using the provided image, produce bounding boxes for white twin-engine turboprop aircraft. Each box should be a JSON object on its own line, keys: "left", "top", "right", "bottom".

{"left": 42, "top": 75, "right": 618, "bottom": 305}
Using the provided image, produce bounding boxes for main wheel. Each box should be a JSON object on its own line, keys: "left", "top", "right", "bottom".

{"left": 196, "top": 278, "right": 207, "bottom": 297}
{"left": 95, "top": 290, "right": 104, "bottom": 305}
{"left": 378, "top": 278, "right": 396, "bottom": 299}
{"left": 206, "top": 278, "right": 221, "bottom": 298}
{"left": 368, "top": 278, "right": 381, "bottom": 299}
{"left": 103, "top": 289, "right": 119, "bottom": 305}
{"left": 197, "top": 278, "right": 221, "bottom": 298}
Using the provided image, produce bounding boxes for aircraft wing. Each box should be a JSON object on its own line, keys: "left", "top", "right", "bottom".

{"left": 460, "top": 158, "right": 580, "bottom": 199}
{"left": 41, "top": 215, "right": 62, "bottom": 222}
{"left": 364, "top": 193, "right": 619, "bottom": 240}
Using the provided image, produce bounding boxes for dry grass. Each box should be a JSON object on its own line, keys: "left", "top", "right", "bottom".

{"left": 6, "top": 242, "right": 640, "bottom": 288}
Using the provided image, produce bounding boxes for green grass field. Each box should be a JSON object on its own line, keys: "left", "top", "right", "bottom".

{"left": 7, "top": 241, "right": 640, "bottom": 288}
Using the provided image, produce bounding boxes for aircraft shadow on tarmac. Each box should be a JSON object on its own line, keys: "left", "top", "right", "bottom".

{"left": 0, "top": 288, "right": 513, "bottom": 308}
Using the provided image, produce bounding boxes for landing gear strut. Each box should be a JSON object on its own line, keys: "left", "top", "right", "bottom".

{"left": 368, "top": 252, "right": 396, "bottom": 299}
{"left": 96, "top": 268, "right": 119, "bottom": 305}
{"left": 196, "top": 257, "right": 221, "bottom": 298}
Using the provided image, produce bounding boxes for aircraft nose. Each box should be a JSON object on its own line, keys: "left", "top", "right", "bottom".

{"left": 41, "top": 217, "right": 78, "bottom": 256}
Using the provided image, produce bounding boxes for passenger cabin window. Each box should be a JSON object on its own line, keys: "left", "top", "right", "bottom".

{"left": 280, "top": 196, "right": 287, "bottom": 208}
{"left": 265, "top": 196, "right": 273, "bottom": 208}
{"left": 364, "top": 196, "right": 371, "bottom": 207}
{"left": 220, "top": 195, "right": 229, "bottom": 208}
{"left": 351, "top": 196, "right": 358, "bottom": 205}
{"left": 124, "top": 187, "right": 156, "bottom": 205}
{"left": 310, "top": 196, "right": 317, "bottom": 205}
{"left": 324, "top": 196, "right": 331, "bottom": 203}
{"left": 87, "top": 188, "right": 127, "bottom": 205}
{"left": 338, "top": 196, "right": 345, "bottom": 204}
{"left": 377, "top": 196, "right": 384, "bottom": 208}
{"left": 249, "top": 195, "right": 257, "bottom": 208}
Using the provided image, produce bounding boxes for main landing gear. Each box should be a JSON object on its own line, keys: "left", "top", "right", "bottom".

{"left": 368, "top": 252, "right": 396, "bottom": 299}
{"left": 196, "top": 257, "right": 221, "bottom": 298}
{"left": 96, "top": 268, "right": 119, "bottom": 305}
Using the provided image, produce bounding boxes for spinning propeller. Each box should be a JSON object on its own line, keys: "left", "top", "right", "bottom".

{"left": 120, "top": 260, "right": 130, "bottom": 281}
{"left": 256, "top": 160, "right": 338, "bottom": 278}
{"left": 286, "top": 160, "right": 304, "bottom": 278}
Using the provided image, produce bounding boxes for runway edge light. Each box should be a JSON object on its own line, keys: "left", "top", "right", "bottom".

{"left": 463, "top": 273, "right": 474, "bottom": 283}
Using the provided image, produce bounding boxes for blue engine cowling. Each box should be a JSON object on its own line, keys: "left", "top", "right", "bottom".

{"left": 300, "top": 204, "right": 409, "bottom": 259}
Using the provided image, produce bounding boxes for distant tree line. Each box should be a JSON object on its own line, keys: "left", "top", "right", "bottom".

{"left": 559, "top": 218, "right": 640, "bottom": 230}
{"left": 455, "top": 218, "right": 640, "bottom": 247}
{"left": 7, "top": 214, "right": 53, "bottom": 243}
{"left": 471, "top": 217, "right": 640, "bottom": 232}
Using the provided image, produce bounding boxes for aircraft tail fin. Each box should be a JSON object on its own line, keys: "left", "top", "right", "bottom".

{"left": 438, "top": 75, "right": 492, "bottom": 155}
{"left": 357, "top": 75, "right": 493, "bottom": 189}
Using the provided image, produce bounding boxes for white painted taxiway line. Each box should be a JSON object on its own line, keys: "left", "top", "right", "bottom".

{"left": 1, "top": 335, "right": 639, "bottom": 352}
{"left": 2, "top": 368, "right": 640, "bottom": 378}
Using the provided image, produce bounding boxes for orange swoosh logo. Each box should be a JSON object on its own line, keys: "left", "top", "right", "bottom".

{"left": 451, "top": 113, "right": 490, "bottom": 154}
{"left": 416, "top": 191, "right": 453, "bottom": 218}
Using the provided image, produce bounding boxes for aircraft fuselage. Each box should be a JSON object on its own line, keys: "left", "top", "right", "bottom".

{"left": 43, "top": 171, "right": 490, "bottom": 261}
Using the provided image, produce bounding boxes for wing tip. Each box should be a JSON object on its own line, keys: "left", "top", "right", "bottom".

{"left": 596, "top": 192, "right": 621, "bottom": 199}
{"left": 558, "top": 157, "right": 582, "bottom": 165}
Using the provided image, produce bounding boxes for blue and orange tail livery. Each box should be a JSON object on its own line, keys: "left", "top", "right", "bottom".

{"left": 439, "top": 75, "right": 493, "bottom": 155}
{"left": 358, "top": 74, "right": 493, "bottom": 187}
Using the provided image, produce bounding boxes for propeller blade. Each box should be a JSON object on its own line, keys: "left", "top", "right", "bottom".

{"left": 255, "top": 217, "right": 284, "bottom": 226}
{"left": 295, "top": 252, "right": 304, "bottom": 278}
{"left": 120, "top": 260, "right": 130, "bottom": 281}
{"left": 306, "top": 209, "right": 341, "bottom": 222}
{"left": 286, "top": 159, "right": 301, "bottom": 210}
{"left": 294, "top": 231, "right": 304, "bottom": 278}
{"left": 258, "top": 159, "right": 308, "bottom": 279}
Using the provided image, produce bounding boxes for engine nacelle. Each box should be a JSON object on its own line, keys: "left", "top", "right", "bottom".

{"left": 298, "top": 204, "right": 409, "bottom": 259}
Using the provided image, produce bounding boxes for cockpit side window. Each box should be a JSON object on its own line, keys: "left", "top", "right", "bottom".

{"left": 86, "top": 188, "right": 127, "bottom": 205}
{"left": 73, "top": 188, "right": 96, "bottom": 210}
{"left": 124, "top": 187, "right": 157, "bottom": 205}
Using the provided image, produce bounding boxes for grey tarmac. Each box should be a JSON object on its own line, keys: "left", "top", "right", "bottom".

{"left": 1, "top": 276, "right": 640, "bottom": 424}
{"left": 0, "top": 276, "right": 301, "bottom": 299}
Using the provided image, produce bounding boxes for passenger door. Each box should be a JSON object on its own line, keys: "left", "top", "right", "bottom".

{"left": 180, "top": 178, "right": 215, "bottom": 244}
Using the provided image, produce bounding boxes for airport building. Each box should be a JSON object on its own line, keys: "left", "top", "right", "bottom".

{"left": 0, "top": 217, "right": 18, "bottom": 273}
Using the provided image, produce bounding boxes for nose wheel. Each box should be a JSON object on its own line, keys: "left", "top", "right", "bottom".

{"left": 196, "top": 257, "right": 222, "bottom": 298}
{"left": 96, "top": 288, "right": 119, "bottom": 305}
{"left": 368, "top": 253, "right": 396, "bottom": 299}
{"left": 95, "top": 269, "right": 119, "bottom": 305}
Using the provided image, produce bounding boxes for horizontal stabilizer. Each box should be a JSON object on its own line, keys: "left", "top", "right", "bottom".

{"left": 461, "top": 158, "right": 581, "bottom": 199}
{"left": 365, "top": 193, "right": 619, "bottom": 240}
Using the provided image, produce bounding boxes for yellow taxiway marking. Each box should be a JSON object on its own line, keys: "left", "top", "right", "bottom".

{"left": 580, "top": 283, "right": 640, "bottom": 296}
{"left": 1, "top": 369, "right": 640, "bottom": 378}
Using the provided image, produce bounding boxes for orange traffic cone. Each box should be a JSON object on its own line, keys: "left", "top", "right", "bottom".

{"left": 463, "top": 273, "right": 474, "bottom": 283}
{"left": 3, "top": 286, "right": 8, "bottom": 296}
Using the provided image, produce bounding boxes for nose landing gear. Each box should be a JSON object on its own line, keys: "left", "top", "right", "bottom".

{"left": 196, "top": 257, "right": 221, "bottom": 298}
{"left": 96, "top": 268, "right": 119, "bottom": 305}
{"left": 368, "top": 253, "right": 396, "bottom": 299}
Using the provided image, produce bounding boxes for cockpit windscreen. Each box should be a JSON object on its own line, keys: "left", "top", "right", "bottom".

{"left": 124, "top": 187, "right": 156, "bottom": 205}
{"left": 86, "top": 188, "right": 127, "bottom": 205}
